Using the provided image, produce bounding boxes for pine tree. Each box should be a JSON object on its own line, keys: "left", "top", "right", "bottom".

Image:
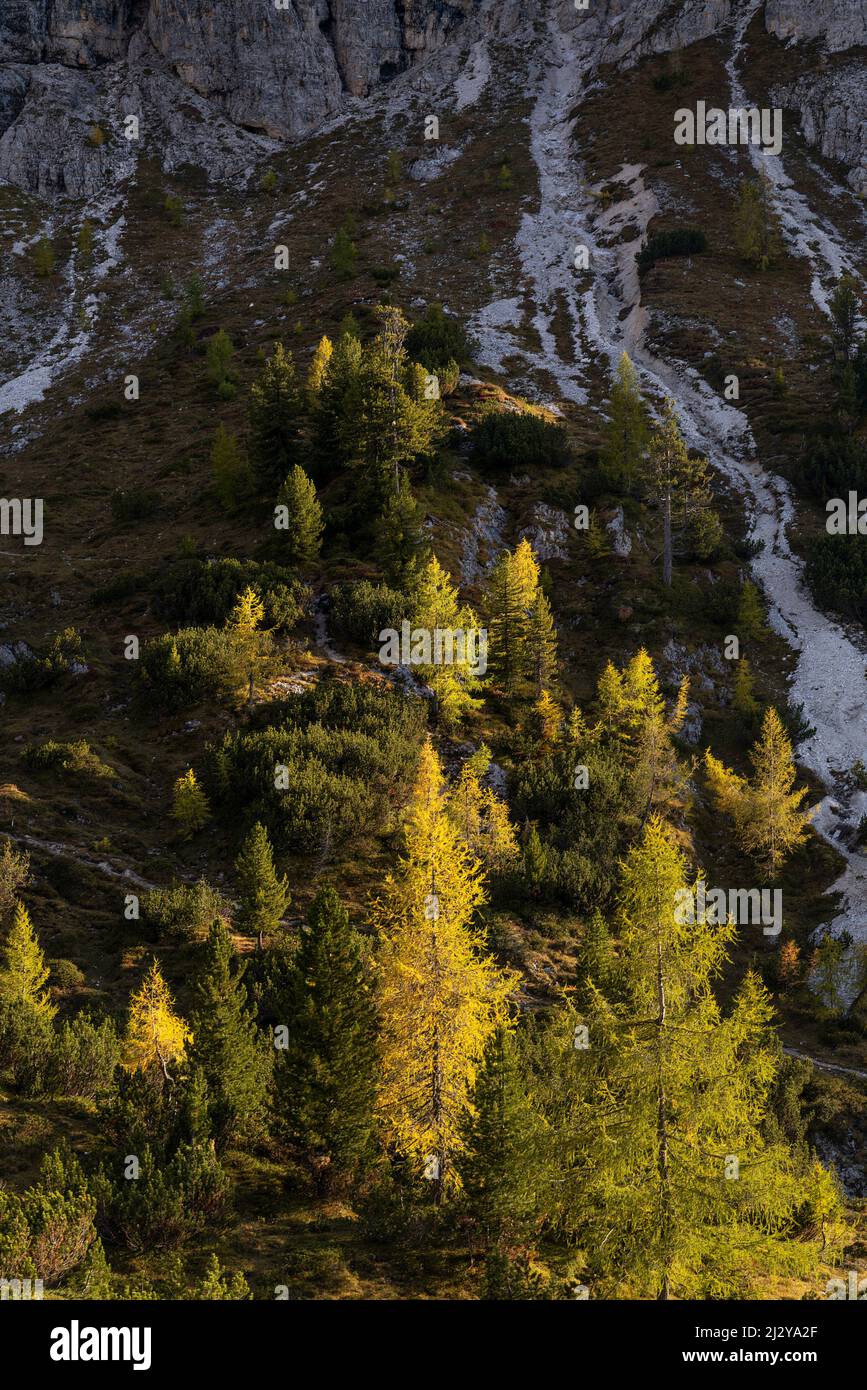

{"left": 210, "top": 425, "right": 250, "bottom": 512}
{"left": 350, "top": 306, "right": 443, "bottom": 499}
{"left": 705, "top": 708, "right": 812, "bottom": 871}
{"left": 278, "top": 887, "right": 378, "bottom": 1189}
{"left": 601, "top": 352, "right": 650, "bottom": 489}
{"left": 249, "top": 343, "right": 302, "bottom": 490}
{"left": 195, "top": 1253, "right": 251, "bottom": 1300}
{"left": 0, "top": 902, "right": 56, "bottom": 1027}
{"left": 541, "top": 817, "right": 843, "bottom": 1298}
{"left": 234, "top": 822, "right": 290, "bottom": 946}
{"left": 276, "top": 464, "right": 323, "bottom": 563}
{"left": 188, "top": 919, "right": 270, "bottom": 1147}
{"left": 122, "top": 960, "right": 191, "bottom": 1082}
{"left": 457, "top": 1026, "right": 545, "bottom": 1243}
{"left": 829, "top": 274, "right": 860, "bottom": 363}
{"left": 375, "top": 468, "right": 429, "bottom": 586}
{"left": 642, "top": 398, "right": 711, "bottom": 586}
{"left": 314, "top": 329, "right": 364, "bottom": 462}
{"left": 172, "top": 769, "right": 211, "bottom": 838}
{"left": 373, "top": 742, "right": 516, "bottom": 1196}
{"left": 525, "top": 586, "right": 557, "bottom": 696}
{"left": 306, "top": 334, "right": 333, "bottom": 404}
{"left": 484, "top": 539, "right": 541, "bottom": 692}
{"left": 522, "top": 824, "right": 549, "bottom": 897}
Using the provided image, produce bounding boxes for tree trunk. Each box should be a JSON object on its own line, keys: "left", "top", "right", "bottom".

{"left": 662, "top": 492, "right": 673, "bottom": 586}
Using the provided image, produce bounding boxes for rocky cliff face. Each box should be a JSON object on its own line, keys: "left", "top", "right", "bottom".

{"left": 0, "top": 0, "right": 864, "bottom": 198}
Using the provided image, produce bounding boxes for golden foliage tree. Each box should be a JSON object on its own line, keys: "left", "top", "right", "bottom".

{"left": 122, "top": 959, "right": 192, "bottom": 1081}
{"left": 705, "top": 707, "right": 812, "bottom": 871}
{"left": 373, "top": 740, "right": 516, "bottom": 1196}
{"left": 172, "top": 768, "right": 211, "bottom": 838}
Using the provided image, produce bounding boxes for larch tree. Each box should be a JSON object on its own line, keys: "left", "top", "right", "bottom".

{"left": 122, "top": 960, "right": 191, "bottom": 1082}
{"left": 172, "top": 769, "right": 211, "bottom": 838}
{"left": 445, "top": 745, "right": 519, "bottom": 873}
{"left": 306, "top": 334, "right": 333, "bottom": 404}
{"left": 276, "top": 464, "right": 323, "bottom": 563}
{"left": 0, "top": 901, "right": 56, "bottom": 1027}
{"left": 277, "top": 887, "right": 378, "bottom": 1190}
{"left": 0, "top": 841, "right": 31, "bottom": 927}
{"left": 705, "top": 707, "right": 812, "bottom": 871}
{"left": 373, "top": 741, "right": 516, "bottom": 1198}
{"left": 234, "top": 822, "right": 290, "bottom": 947}
{"left": 188, "top": 918, "right": 271, "bottom": 1148}
{"left": 249, "top": 342, "right": 302, "bottom": 490}
{"left": 541, "top": 818, "right": 843, "bottom": 1298}
{"left": 601, "top": 351, "right": 650, "bottom": 489}
{"left": 484, "top": 539, "right": 541, "bottom": 692}
{"left": 734, "top": 172, "right": 782, "bottom": 271}
{"left": 408, "top": 554, "right": 485, "bottom": 726}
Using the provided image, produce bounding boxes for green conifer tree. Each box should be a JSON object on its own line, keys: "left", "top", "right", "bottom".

{"left": 188, "top": 918, "right": 271, "bottom": 1148}
{"left": 276, "top": 464, "right": 323, "bottom": 563}
{"left": 249, "top": 343, "right": 302, "bottom": 490}
{"left": 277, "top": 887, "right": 378, "bottom": 1190}
{"left": 234, "top": 823, "right": 290, "bottom": 947}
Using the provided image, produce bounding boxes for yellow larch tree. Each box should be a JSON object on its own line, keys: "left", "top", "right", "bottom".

{"left": 373, "top": 740, "right": 516, "bottom": 1197}
{"left": 445, "top": 744, "right": 519, "bottom": 872}
{"left": 122, "top": 959, "right": 192, "bottom": 1081}
{"left": 705, "top": 707, "right": 812, "bottom": 871}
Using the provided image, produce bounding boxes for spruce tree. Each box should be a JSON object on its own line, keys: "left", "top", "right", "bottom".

{"left": 829, "top": 274, "right": 859, "bottom": 363}
{"left": 601, "top": 352, "right": 649, "bottom": 489}
{"left": 315, "top": 329, "right": 364, "bottom": 463}
{"left": 276, "top": 464, "right": 323, "bottom": 563}
{"left": 526, "top": 586, "right": 557, "bottom": 696}
{"left": 234, "top": 822, "right": 290, "bottom": 946}
{"left": 188, "top": 918, "right": 271, "bottom": 1148}
{"left": 249, "top": 343, "right": 302, "bottom": 490}
{"left": 278, "top": 887, "right": 377, "bottom": 1189}
{"left": 210, "top": 424, "right": 250, "bottom": 512}
{"left": 457, "top": 1026, "right": 545, "bottom": 1244}
{"left": 373, "top": 742, "right": 516, "bottom": 1197}
{"left": 375, "top": 468, "right": 429, "bottom": 586}
{"left": 484, "top": 539, "right": 540, "bottom": 692}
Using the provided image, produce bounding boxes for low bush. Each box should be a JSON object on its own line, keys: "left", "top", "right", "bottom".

{"left": 636, "top": 227, "right": 707, "bottom": 275}
{"left": 470, "top": 410, "right": 570, "bottom": 471}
